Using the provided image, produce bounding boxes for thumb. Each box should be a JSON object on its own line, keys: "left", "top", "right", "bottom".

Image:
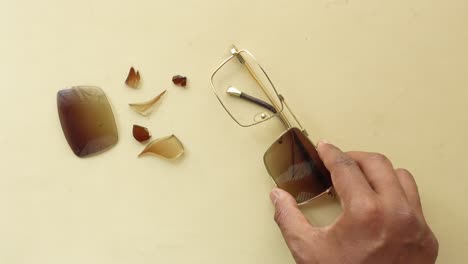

{"left": 270, "top": 188, "right": 312, "bottom": 241}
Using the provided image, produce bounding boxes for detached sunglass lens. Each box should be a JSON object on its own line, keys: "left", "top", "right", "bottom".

{"left": 264, "top": 128, "right": 332, "bottom": 203}
{"left": 57, "top": 86, "right": 118, "bottom": 157}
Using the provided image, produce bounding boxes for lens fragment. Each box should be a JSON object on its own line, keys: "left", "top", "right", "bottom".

{"left": 129, "top": 90, "right": 167, "bottom": 116}
{"left": 125, "top": 67, "right": 141, "bottom": 88}
{"left": 172, "top": 75, "right": 187, "bottom": 87}
{"left": 138, "top": 135, "right": 184, "bottom": 160}
{"left": 133, "top": 125, "right": 151, "bottom": 142}
{"left": 57, "top": 86, "right": 118, "bottom": 157}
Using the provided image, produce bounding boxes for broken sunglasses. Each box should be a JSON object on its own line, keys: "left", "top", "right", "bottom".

{"left": 210, "top": 46, "right": 333, "bottom": 204}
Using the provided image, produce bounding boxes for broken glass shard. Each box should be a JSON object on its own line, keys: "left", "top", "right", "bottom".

{"left": 133, "top": 125, "right": 151, "bottom": 142}
{"left": 138, "top": 135, "right": 184, "bottom": 159}
{"left": 129, "top": 90, "right": 167, "bottom": 116}
{"left": 172, "top": 75, "right": 187, "bottom": 87}
{"left": 125, "top": 67, "right": 141, "bottom": 88}
{"left": 57, "top": 86, "right": 118, "bottom": 157}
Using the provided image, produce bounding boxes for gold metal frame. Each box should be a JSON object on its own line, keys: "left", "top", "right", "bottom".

{"left": 211, "top": 45, "right": 333, "bottom": 205}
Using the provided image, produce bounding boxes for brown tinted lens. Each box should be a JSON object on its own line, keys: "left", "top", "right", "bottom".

{"left": 264, "top": 128, "right": 332, "bottom": 203}
{"left": 57, "top": 86, "right": 118, "bottom": 157}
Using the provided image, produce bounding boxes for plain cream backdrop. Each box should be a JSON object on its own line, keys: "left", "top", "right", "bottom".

{"left": 0, "top": 0, "right": 466, "bottom": 263}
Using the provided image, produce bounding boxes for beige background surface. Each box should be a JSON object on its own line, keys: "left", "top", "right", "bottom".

{"left": 0, "top": 0, "right": 467, "bottom": 263}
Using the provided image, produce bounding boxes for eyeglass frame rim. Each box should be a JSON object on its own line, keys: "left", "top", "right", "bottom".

{"left": 210, "top": 49, "right": 285, "bottom": 128}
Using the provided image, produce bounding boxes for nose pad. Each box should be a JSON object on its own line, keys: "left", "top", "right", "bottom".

{"left": 253, "top": 111, "right": 271, "bottom": 122}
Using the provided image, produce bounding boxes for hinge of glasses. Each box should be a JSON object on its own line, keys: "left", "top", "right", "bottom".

{"left": 302, "top": 129, "right": 309, "bottom": 137}
{"left": 278, "top": 94, "right": 285, "bottom": 101}
{"left": 231, "top": 45, "right": 245, "bottom": 64}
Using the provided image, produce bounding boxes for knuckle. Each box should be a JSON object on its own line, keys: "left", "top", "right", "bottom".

{"left": 353, "top": 198, "right": 381, "bottom": 221}
{"left": 429, "top": 234, "right": 440, "bottom": 256}
{"left": 395, "top": 210, "right": 420, "bottom": 228}
{"left": 350, "top": 199, "right": 384, "bottom": 234}
{"left": 419, "top": 229, "right": 439, "bottom": 260}
{"left": 334, "top": 154, "right": 357, "bottom": 168}
{"left": 395, "top": 168, "right": 413, "bottom": 177}
{"left": 368, "top": 152, "right": 391, "bottom": 165}
{"left": 362, "top": 201, "right": 380, "bottom": 219}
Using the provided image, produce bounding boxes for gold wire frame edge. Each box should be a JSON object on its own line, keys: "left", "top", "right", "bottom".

{"left": 210, "top": 49, "right": 284, "bottom": 128}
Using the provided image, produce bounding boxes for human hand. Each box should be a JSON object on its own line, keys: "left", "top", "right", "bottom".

{"left": 270, "top": 141, "right": 439, "bottom": 264}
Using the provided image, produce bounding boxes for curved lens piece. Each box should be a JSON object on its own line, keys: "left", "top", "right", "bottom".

{"left": 129, "top": 90, "right": 167, "bottom": 116}
{"left": 57, "top": 86, "right": 118, "bottom": 157}
{"left": 138, "top": 135, "right": 184, "bottom": 160}
{"left": 264, "top": 128, "right": 332, "bottom": 204}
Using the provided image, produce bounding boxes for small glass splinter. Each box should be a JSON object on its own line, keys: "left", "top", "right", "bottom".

{"left": 125, "top": 67, "right": 141, "bottom": 88}
{"left": 138, "top": 135, "right": 185, "bottom": 159}
{"left": 133, "top": 125, "right": 151, "bottom": 142}
{"left": 226, "top": 87, "right": 277, "bottom": 114}
{"left": 129, "top": 90, "right": 167, "bottom": 116}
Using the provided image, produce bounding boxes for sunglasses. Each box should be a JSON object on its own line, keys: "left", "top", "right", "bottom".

{"left": 211, "top": 46, "right": 333, "bottom": 205}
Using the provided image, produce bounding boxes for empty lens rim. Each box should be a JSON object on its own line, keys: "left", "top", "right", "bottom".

{"left": 210, "top": 49, "right": 284, "bottom": 127}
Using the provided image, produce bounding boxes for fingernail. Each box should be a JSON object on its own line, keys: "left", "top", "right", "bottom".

{"left": 270, "top": 188, "right": 281, "bottom": 205}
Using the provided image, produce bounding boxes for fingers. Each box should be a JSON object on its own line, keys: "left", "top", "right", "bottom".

{"left": 270, "top": 188, "right": 312, "bottom": 242}
{"left": 347, "top": 151, "right": 404, "bottom": 198}
{"left": 395, "top": 168, "right": 423, "bottom": 215}
{"left": 317, "top": 141, "right": 375, "bottom": 206}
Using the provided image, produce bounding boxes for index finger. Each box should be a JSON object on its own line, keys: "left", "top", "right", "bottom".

{"left": 317, "top": 141, "right": 375, "bottom": 206}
